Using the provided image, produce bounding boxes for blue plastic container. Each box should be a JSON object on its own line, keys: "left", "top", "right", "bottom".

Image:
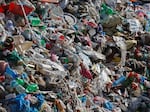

{"left": 5, "top": 66, "right": 18, "bottom": 79}
{"left": 112, "top": 75, "right": 126, "bottom": 87}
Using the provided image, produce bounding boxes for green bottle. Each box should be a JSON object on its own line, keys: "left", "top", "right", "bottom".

{"left": 39, "top": 25, "right": 46, "bottom": 31}
{"left": 6, "top": 50, "right": 24, "bottom": 65}
{"left": 101, "top": 3, "right": 115, "bottom": 15}
{"left": 16, "top": 78, "right": 25, "bottom": 86}
{"left": 26, "top": 84, "right": 39, "bottom": 93}
{"left": 64, "top": 58, "right": 69, "bottom": 64}
{"left": 29, "top": 17, "right": 41, "bottom": 26}
{"left": 40, "top": 38, "right": 46, "bottom": 47}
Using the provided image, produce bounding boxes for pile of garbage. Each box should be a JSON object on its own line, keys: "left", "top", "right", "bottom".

{"left": 0, "top": 0, "right": 150, "bottom": 112}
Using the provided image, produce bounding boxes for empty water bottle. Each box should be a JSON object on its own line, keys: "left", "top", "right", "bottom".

{"left": 10, "top": 80, "right": 26, "bottom": 94}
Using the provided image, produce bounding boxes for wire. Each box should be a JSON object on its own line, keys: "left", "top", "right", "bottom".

{"left": 18, "top": 0, "right": 36, "bottom": 40}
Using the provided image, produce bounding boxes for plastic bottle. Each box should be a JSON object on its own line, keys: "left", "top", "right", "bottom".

{"left": 64, "top": 58, "right": 69, "bottom": 64}
{"left": 145, "top": 20, "right": 150, "bottom": 32}
{"left": 16, "top": 78, "right": 25, "bottom": 86}
{"left": 40, "top": 38, "right": 46, "bottom": 47}
{"left": 39, "top": 25, "right": 46, "bottom": 31}
{"left": 112, "top": 75, "right": 126, "bottom": 87}
{"left": 26, "top": 84, "right": 39, "bottom": 93}
{"left": 21, "top": 73, "right": 28, "bottom": 81}
{"left": 10, "top": 80, "right": 26, "bottom": 94}
{"left": 5, "top": 66, "right": 18, "bottom": 79}
{"left": 101, "top": 3, "right": 115, "bottom": 15}
{"left": 29, "top": 17, "right": 41, "bottom": 26}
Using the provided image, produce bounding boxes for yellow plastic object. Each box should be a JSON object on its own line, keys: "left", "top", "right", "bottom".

{"left": 125, "top": 40, "right": 137, "bottom": 50}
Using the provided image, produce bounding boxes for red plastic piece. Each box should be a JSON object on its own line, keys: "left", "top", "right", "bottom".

{"left": 80, "top": 63, "right": 93, "bottom": 79}
{"left": 9, "top": 2, "right": 34, "bottom": 16}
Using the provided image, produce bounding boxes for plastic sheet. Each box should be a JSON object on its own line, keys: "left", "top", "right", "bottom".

{"left": 9, "top": 2, "right": 34, "bottom": 17}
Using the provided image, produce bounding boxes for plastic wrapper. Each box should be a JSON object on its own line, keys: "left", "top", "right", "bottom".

{"left": 127, "top": 18, "right": 143, "bottom": 33}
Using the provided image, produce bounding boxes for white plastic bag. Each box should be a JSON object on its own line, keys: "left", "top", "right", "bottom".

{"left": 78, "top": 52, "right": 92, "bottom": 69}
{"left": 127, "top": 18, "right": 143, "bottom": 33}
{"left": 113, "top": 36, "right": 126, "bottom": 69}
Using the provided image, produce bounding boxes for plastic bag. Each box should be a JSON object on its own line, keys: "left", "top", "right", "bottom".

{"left": 9, "top": 2, "right": 35, "bottom": 16}
{"left": 113, "top": 36, "right": 127, "bottom": 70}
{"left": 101, "top": 15, "right": 122, "bottom": 28}
{"left": 145, "top": 19, "right": 150, "bottom": 32}
{"left": 78, "top": 52, "right": 92, "bottom": 69}
{"left": 127, "top": 18, "right": 143, "bottom": 33}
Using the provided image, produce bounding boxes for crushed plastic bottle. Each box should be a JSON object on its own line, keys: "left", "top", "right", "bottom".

{"left": 26, "top": 84, "right": 39, "bottom": 93}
